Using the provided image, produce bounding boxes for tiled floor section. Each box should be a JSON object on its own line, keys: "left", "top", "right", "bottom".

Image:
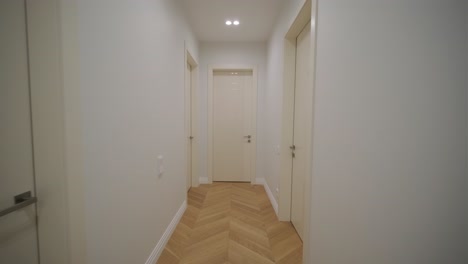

{"left": 157, "top": 182, "right": 303, "bottom": 264}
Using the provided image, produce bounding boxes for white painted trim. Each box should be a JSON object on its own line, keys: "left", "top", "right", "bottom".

{"left": 207, "top": 64, "right": 258, "bottom": 184}
{"left": 146, "top": 200, "right": 187, "bottom": 264}
{"left": 303, "top": 2, "right": 318, "bottom": 263}
{"left": 255, "top": 178, "right": 278, "bottom": 215}
{"left": 185, "top": 43, "right": 200, "bottom": 188}
{"left": 59, "top": 1, "right": 88, "bottom": 263}
{"left": 27, "top": 1, "right": 84, "bottom": 263}
{"left": 279, "top": 0, "right": 313, "bottom": 223}
{"left": 199, "top": 177, "right": 209, "bottom": 184}
{"left": 278, "top": 0, "right": 317, "bottom": 263}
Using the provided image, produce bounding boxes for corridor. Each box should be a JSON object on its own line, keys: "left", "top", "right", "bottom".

{"left": 158, "top": 183, "right": 302, "bottom": 264}
{"left": 1, "top": 0, "right": 467, "bottom": 263}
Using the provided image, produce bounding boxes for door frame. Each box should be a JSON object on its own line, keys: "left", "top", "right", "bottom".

{"left": 278, "top": 0, "right": 317, "bottom": 262}
{"left": 25, "top": 1, "right": 86, "bottom": 263}
{"left": 26, "top": 1, "right": 88, "bottom": 263}
{"left": 207, "top": 65, "right": 258, "bottom": 184}
{"left": 185, "top": 45, "right": 200, "bottom": 188}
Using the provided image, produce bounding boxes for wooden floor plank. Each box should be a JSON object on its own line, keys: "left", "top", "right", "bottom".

{"left": 156, "top": 183, "right": 303, "bottom": 264}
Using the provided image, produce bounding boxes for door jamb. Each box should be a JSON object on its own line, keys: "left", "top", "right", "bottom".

{"left": 207, "top": 65, "right": 258, "bottom": 184}
{"left": 278, "top": 0, "right": 317, "bottom": 263}
{"left": 185, "top": 45, "right": 200, "bottom": 188}
{"left": 26, "top": 1, "right": 85, "bottom": 263}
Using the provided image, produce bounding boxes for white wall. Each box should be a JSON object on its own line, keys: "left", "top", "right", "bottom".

{"left": 264, "top": 0, "right": 307, "bottom": 201}
{"left": 198, "top": 42, "right": 267, "bottom": 183}
{"left": 309, "top": 0, "right": 467, "bottom": 263}
{"left": 76, "top": 0, "right": 198, "bottom": 263}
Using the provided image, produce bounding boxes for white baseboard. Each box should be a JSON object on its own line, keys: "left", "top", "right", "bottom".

{"left": 145, "top": 200, "right": 187, "bottom": 264}
{"left": 199, "top": 177, "right": 209, "bottom": 184}
{"left": 255, "top": 178, "right": 278, "bottom": 215}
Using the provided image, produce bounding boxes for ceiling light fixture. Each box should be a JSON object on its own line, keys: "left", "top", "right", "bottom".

{"left": 233, "top": 20, "right": 240, "bottom": 26}
{"left": 225, "top": 20, "right": 232, "bottom": 25}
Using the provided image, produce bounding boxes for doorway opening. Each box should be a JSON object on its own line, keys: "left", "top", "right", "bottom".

{"left": 278, "top": 0, "right": 317, "bottom": 262}
{"left": 207, "top": 65, "right": 258, "bottom": 184}
{"left": 185, "top": 47, "right": 199, "bottom": 190}
{"left": 1, "top": 1, "right": 71, "bottom": 263}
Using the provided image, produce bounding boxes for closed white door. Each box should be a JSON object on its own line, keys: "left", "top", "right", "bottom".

{"left": 213, "top": 71, "right": 253, "bottom": 182}
{"left": 0, "top": 0, "right": 40, "bottom": 263}
{"left": 186, "top": 62, "right": 192, "bottom": 191}
{"left": 291, "top": 21, "right": 311, "bottom": 240}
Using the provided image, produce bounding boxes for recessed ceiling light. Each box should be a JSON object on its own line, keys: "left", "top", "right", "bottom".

{"left": 225, "top": 20, "right": 232, "bottom": 25}
{"left": 233, "top": 20, "right": 240, "bottom": 26}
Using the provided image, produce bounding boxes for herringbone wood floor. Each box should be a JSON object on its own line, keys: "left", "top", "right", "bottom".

{"left": 157, "top": 182, "right": 303, "bottom": 264}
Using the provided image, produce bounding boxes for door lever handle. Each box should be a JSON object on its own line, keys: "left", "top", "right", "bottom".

{"left": 290, "top": 145, "right": 296, "bottom": 150}
{"left": 244, "top": 135, "right": 251, "bottom": 139}
{"left": 0, "top": 191, "right": 37, "bottom": 218}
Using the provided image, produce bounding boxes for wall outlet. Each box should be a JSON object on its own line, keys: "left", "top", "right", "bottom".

{"left": 157, "top": 155, "right": 165, "bottom": 177}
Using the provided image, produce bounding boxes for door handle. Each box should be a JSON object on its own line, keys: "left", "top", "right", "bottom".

{"left": 0, "top": 191, "right": 37, "bottom": 218}
{"left": 290, "top": 145, "right": 296, "bottom": 150}
{"left": 244, "top": 135, "right": 251, "bottom": 139}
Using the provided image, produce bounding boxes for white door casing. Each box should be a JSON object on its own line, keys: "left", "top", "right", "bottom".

{"left": 185, "top": 47, "right": 199, "bottom": 189}
{"left": 0, "top": 0, "right": 39, "bottom": 263}
{"left": 278, "top": 0, "right": 317, "bottom": 262}
{"left": 291, "top": 21, "right": 312, "bottom": 240}
{"left": 208, "top": 66, "right": 258, "bottom": 183}
{"left": 186, "top": 62, "right": 192, "bottom": 191}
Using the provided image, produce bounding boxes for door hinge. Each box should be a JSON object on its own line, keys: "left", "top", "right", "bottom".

{"left": 290, "top": 145, "right": 296, "bottom": 158}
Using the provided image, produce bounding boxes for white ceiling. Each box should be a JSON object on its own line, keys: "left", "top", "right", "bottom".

{"left": 181, "top": 0, "right": 284, "bottom": 42}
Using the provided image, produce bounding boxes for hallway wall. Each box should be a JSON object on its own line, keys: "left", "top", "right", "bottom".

{"left": 198, "top": 42, "right": 267, "bottom": 183}
{"left": 309, "top": 0, "right": 467, "bottom": 263}
{"left": 75, "top": 0, "right": 198, "bottom": 263}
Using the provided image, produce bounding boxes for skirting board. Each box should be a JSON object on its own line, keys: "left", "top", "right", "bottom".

{"left": 145, "top": 200, "right": 187, "bottom": 264}
{"left": 199, "top": 177, "right": 209, "bottom": 184}
{"left": 255, "top": 178, "right": 278, "bottom": 215}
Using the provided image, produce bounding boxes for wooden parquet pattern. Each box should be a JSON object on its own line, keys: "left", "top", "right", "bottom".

{"left": 157, "top": 183, "right": 303, "bottom": 264}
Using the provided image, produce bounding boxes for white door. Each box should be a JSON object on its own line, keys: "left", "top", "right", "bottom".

{"left": 185, "top": 62, "right": 192, "bottom": 191}
{"left": 0, "top": 0, "right": 40, "bottom": 263}
{"left": 213, "top": 71, "right": 253, "bottom": 182}
{"left": 291, "top": 21, "right": 311, "bottom": 240}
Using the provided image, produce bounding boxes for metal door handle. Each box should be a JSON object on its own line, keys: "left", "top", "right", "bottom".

{"left": 0, "top": 191, "right": 37, "bottom": 218}
{"left": 290, "top": 145, "right": 296, "bottom": 150}
{"left": 244, "top": 135, "right": 251, "bottom": 139}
